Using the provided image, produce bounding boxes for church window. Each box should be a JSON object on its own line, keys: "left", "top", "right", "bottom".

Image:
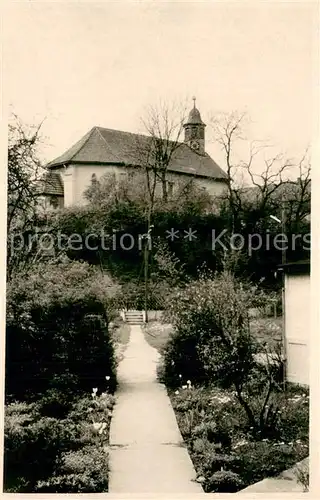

{"left": 167, "top": 181, "right": 174, "bottom": 198}
{"left": 49, "top": 196, "right": 59, "bottom": 208}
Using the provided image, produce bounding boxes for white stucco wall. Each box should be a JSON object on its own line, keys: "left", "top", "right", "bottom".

{"left": 73, "top": 164, "right": 120, "bottom": 205}
{"left": 284, "top": 273, "right": 310, "bottom": 385}
{"left": 158, "top": 171, "right": 227, "bottom": 198}
{"left": 55, "top": 164, "right": 128, "bottom": 207}
{"left": 147, "top": 171, "right": 227, "bottom": 199}
{"left": 57, "top": 163, "right": 228, "bottom": 206}
{"left": 196, "top": 177, "right": 227, "bottom": 198}
{"left": 55, "top": 165, "right": 76, "bottom": 208}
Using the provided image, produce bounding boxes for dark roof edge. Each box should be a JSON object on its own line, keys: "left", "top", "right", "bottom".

{"left": 47, "top": 160, "right": 127, "bottom": 169}
{"left": 36, "top": 191, "right": 64, "bottom": 197}
{"left": 277, "top": 260, "right": 310, "bottom": 274}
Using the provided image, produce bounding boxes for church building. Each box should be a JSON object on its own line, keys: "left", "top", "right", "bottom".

{"left": 39, "top": 100, "right": 228, "bottom": 208}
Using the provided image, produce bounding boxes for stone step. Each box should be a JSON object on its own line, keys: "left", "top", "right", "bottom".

{"left": 124, "top": 310, "right": 144, "bottom": 324}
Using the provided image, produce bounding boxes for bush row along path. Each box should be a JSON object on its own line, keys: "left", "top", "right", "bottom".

{"left": 108, "top": 324, "right": 203, "bottom": 493}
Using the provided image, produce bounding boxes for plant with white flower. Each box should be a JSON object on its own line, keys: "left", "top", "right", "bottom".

{"left": 93, "top": 422, "right": 102, "bottom": 432}
{"left": 92, "top": 421, "right": 107, "bottom": 434}
{"left": 196, "top": 475, "right": 206, "bottom": 484}
{"left": 99, "top": 422, "right": 107, "bottom": 435}
{"left": 232, "top": 438, "right": 248, "bottom": 449}
{"left": 92, "top": 388, "right": 98, "bottom": 398}
{"left": 212, "top": 395, "right": 232, "bottom": 404}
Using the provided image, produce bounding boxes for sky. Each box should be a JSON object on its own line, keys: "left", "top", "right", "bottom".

{"left": 3, "top": 1, "right": 318, "bottom": 170}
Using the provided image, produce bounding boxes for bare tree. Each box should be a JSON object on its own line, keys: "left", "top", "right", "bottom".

{"left": 6, "top": 114, "right": 56, "bottom": 279}
{"left": 211, "top": 111, "right": 311, "bottom": 233}
{"left": 7, "top": 115, "right": 44, "bottom": 230}
{"left": 128, "top": 100, "right": 188, "bottom": 321}
{"left": 210, "top": 111, "right": 248, "bottom": 231}
{"left": 140, "top": 99, "right": 188, "bottom": 202}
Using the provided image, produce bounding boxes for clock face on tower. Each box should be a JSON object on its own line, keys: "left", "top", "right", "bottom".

{"left": 190, "top": 140, "right": 200, "bottom": 151}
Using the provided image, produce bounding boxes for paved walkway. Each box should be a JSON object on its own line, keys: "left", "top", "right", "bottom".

{"left": 108, "top": 324, "right": 203, "bottom": 493}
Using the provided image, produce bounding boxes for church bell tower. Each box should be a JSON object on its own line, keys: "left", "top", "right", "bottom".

{"left": 183, "top": 97, "right": 206, "bottom": 155}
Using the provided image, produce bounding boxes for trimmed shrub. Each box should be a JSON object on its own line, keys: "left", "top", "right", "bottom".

{"left": 232, "top": 440, "right": 302, "bottom": 485}
{"left": 60, "top": 445, "right": 108, "bottom": 475}
{"left": 162, "top": 332, "right": 207, "bottom": 388}
{"left": 35, "top": 472, "right": 107, "bottom": 493}
{"left": 35, "top": 446, "right": 109, "bottom": 493}
{"left": 206, "top": 470, "right": 243, "bottom": 493}
{"left": 4, "top": 405, "right": 79, "bottom": 492}
{"left": 277, "top": 394, "right": 309, "bottom": 442}
{"left": 36, "top": 389, "right": 74, "bottom": 419}
{"left": 162, "top": 272, "right": 265, "bottom": 389}
{"left": 207, "top": 453, "right": 241, "bottom": 473}
{"left": 4, "top": 392, "right": 115, "bottom": 493}
{"left": 6, "top": 260, "right": 117, "bottom": 401}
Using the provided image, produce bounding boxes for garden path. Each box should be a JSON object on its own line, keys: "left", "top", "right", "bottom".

{"left": 108, "top": 324, "right": 203, "bottom": 493}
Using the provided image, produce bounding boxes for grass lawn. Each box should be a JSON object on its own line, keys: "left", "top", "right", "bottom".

{"left": 143, "top": 316, "right": 282, "bottom": 354}
{"left": 111, "top": 320, "right": 131, "bottom": 345}
{"left": 110, "top": 319, "right": 131, "bottom": 363}
{"left": 250, "top": 317, "right": 283, "bottom": 350}
{"left": 143, "top": 321, "right": 173, "bottom": 353}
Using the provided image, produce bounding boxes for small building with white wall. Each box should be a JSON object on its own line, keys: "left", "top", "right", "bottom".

{"left": 281, "top": 260, "right": 310, "bottom": 386}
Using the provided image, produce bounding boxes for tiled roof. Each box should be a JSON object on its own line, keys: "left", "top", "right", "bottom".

{"left": 36, "top": 171, "right": 64, "bottom": 196}
{"left": 47, "top": 126, "right": 228, "bottom": 181}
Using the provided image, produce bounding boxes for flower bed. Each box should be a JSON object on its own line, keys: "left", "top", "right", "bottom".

{"left": 170, "top": 383, "right": 309, "bottom": 492}
{"left": 4, "top": 386, "right": 115, "bottom": 493}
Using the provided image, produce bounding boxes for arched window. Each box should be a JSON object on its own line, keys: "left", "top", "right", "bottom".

{"left": 167, "top": 181, "right": 174, "bottom": 198}
{"left": 49, "top": 196, "right": 59, "bottom": 208}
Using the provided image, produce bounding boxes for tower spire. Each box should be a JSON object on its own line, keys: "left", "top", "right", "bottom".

{"left": 183, "top": 98, "right": 206, "bottom": 154}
